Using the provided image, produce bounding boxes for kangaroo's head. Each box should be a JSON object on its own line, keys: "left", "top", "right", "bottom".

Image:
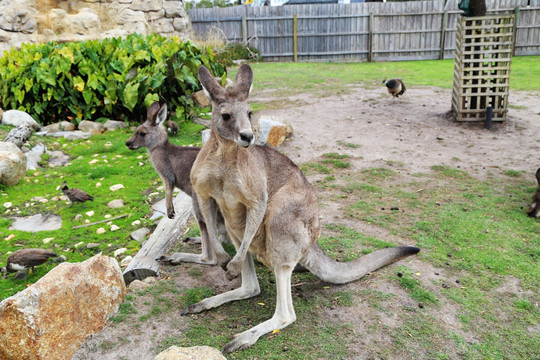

{"left": 198, "top": 64, "right": 254, "bottom": 148}
{"left": 126, "top": 102, "right": 169, "bottom": 151}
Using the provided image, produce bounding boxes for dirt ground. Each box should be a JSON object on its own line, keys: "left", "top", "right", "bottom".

{"left": 72, "top": 86, "right": 540, "bottom": 360}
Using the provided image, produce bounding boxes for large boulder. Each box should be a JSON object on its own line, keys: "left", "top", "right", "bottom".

{"left": 0, "top": 142, "right": 26, "bottom": 186}
{"left": 255, "top": 116, "right": 293, "bottom": 147}
{"left": 0, "top": 254, "right": 126, "bottom": 360}
{"left": 1, "top": 110, "right": 41, "bottom": 131}
{"left": 78, "top": 120, "right": 105, "bottom": 134}
{"left": 154, "top": 346, "right": 227, "bottom": 360}
{"left": 0, "top": 1, "right": 37, "bottom": 34}
{"left": 42, "top": 121, "right": 76, "bottom": 133}
{"left": 48, "top": 8, "right": 101, "bottom": 36}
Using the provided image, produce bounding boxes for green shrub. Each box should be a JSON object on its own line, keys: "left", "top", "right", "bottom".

{"left": 0, "top": 34, "right": 226, "bottom": 126}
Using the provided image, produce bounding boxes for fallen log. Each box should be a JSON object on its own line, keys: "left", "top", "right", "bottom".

{"left": 3, "top": 124, "right": 34, "bottom": 148}
{"left": 123, "top": 191, "right": 193, "bottom": 285}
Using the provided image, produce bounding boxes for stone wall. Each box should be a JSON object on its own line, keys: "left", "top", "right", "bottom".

{"left": 0, "top": 0, "right": 191, "bottom": 55}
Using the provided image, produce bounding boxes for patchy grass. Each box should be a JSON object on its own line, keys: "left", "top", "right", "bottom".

{"left": 304, "top": 153, "right": 540, "bottom": 359}
{"left": 0, "top": 122, "right": 205, "bottom": 300}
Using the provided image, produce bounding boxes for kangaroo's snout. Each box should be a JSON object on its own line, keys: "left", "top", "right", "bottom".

{"left": 239, "top": 130, "right": 254, "bottom": 148}
{"left": 126, "top": 139, "right": 138, "bottom": 150}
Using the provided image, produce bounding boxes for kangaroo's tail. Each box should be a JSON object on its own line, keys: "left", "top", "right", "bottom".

{"left": 300, "top": 243, "right": 419, "bottom": 285}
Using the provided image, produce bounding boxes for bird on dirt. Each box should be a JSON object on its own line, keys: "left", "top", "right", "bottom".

{"left": 526, "top": 167, "right": 540, "bottom": 218}
{"left": 166, "top": 120, "right": 178, "bottom": 136}
{"left": 383, "top": 78, "right": 406, "bottom": 98}
{"left": 61, "top": 182, "right": 94, "bottom": 207}
{"left": 1, "top": 248, "right": 59, "bottom": 280}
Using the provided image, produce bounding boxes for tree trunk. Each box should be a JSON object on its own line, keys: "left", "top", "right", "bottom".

{"left": 123, "top": 192, "right": 193, "bottom": 285}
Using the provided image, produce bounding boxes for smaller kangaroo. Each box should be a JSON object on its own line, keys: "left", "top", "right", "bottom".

{"left": 526, "top": 167, "right": 540, "bottom": 218}
{"left": 126, "top": 102, "right": 230, "bottom": 266}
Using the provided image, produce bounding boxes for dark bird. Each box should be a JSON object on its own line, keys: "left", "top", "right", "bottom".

{"left": 383, "top": 78, "right": 406, "bottom": 98}
{"left": 166, "top": 120, "right": 178, "bottom": 136}
{"left": 1, "top": 248, "right": 58, "bottom": 280}
{"left": 526, "top": 167, "right": 540, "bottom": 218}
{"left": 61, "top": 182, "right": 94, "bottom": 207}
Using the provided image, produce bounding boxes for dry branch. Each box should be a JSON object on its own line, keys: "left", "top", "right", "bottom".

{"left": 71, "top": 214, "right": 127, "bottom": 229}
{"left": 123, "top": 192, "right": 193, "bottom": 285}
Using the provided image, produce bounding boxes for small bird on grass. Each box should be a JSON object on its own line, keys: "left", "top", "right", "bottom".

{"left": 1, "top": 248, "right": 59, "bottom": 280}
{"left": 61, "top": 182, "right": 94, "bottom": 207}
{"left": 383, "top": 78, "right": 406, "bottom": 98}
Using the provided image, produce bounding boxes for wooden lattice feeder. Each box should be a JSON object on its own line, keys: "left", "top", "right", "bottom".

{"left": 452, "top": 14, "right": 515, "bottom": 122}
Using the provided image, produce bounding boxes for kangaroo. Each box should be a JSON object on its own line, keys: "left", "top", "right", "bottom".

{"left": 184, "top": 64, "right": 420, "bottom": 353}
{"left": 526, "top": 167, "right": 540, "bottom": 218}
{"left": 126, "top": 102, "right": 230, "bottom": 266}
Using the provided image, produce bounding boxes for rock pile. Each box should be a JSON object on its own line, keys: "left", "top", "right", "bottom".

{"left": 0, "top": 0, "right": 191, "bottom": 54}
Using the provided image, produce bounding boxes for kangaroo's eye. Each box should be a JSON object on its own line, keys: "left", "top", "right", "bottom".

{"left": 248, "top": 111, "right": 253, "bottom": 119}
{"left": 222, "top": 114, "right": 231, "bottom": 122}
{"left": 140, "top": 132, "right": 146, "bottom": 137}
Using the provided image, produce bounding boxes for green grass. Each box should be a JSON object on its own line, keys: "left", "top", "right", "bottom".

{"left": 227, "top": 56, "right": 539, "bottom": 97}
{"left": 0, "top": 123, "right": 205, "bottom": 300}
{"left": 305, "top": 157, "right": 540, "bottom": 359}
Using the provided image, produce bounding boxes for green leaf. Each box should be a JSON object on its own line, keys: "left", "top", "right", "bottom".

{"left": 123, "top": 82, "right": 140, "bottom": 112}
{"left": 144, "top": 93, "right": 160, "bottom": 108}
{"left": 73, "top": 76, "right": 85, "bottom": 92}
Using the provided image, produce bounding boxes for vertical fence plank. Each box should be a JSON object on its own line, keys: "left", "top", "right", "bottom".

{"left": 513, "top": 6, "right": 520, "bottom": 56}
{"left": 368, "top": 12, "right": 374, "bottom": 62}
{"left": 440, "top": 10, "right": 448, "bottom": 59}
{"left": 293, "top": 14, "right": 298, "bottom": 62}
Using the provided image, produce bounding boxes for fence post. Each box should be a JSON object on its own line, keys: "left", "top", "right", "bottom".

{"left": 242, "top": 16, "right": 247, "bottom": 45}
{"left": 368, "top": 13, "right": 374, "bottom": 62}
{"left": 439, "top": 10, "right": 448, "bottom": 60}
{"left": 293, "top": 14, "right": 298, "bottom": 62}
{"left": 512, "top": 7, "right": 520, "bottom": 57}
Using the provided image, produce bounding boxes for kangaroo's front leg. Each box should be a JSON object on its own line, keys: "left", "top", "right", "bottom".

{"left": 225, "top": 193, "right": 267, "bottom": 280}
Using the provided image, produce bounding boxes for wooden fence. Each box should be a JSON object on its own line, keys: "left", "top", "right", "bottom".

{"left": 189, "top": 0, "right": 540, "bottom": 62}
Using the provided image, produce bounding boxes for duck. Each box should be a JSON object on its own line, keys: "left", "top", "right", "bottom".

{"left": 1, "top": 248, "right": 59, "bottom": 280}
{"left": 61, "top": 182, "right": 94, "bottom": 207}
{"left": 383, "top": 78, "right": 406, "bottom": 98}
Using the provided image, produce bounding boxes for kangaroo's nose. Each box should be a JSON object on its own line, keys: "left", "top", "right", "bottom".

{"left": 239, "top": 131, "right": 253, "bottom": 146}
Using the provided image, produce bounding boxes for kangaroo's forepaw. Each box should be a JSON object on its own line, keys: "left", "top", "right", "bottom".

{"left": 225, "top": 259, "right": 242, "bottom": 280}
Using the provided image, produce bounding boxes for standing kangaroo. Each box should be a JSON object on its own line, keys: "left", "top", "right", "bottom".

{"left": 186, "top": 64, "right": 420, "bottom": 353}
{"left": 126, "top": 102, "right": 230, "bottom": 266}
{"left": 526, "top": 167, "right": 540, "bottom": 218}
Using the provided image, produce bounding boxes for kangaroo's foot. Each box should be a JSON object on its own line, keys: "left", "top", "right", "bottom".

{"left": 222, "top": 313, "right": 296, "bottom": 353}
{"left": 182, "top": 236, "right": 202, "bottom": 244}
{"left": 156, "top": 252, "right": 217, "bottom": 265}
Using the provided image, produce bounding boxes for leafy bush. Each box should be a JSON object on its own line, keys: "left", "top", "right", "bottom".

{"left": 0, "top": 34, "right": 226, "bottom": 126}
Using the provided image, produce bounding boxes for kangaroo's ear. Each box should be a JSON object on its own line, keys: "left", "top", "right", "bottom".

{"left": 156, "top": 103, "right": 167, "bottom": 126}
{"left": 230, "top": 63, "right": 253, "bottom": 100}
{"left": 147, "top": 102, "right": 161, "bottom": 126}
{"left": 198, "top": 66, "right": 227, "bottom": 103}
